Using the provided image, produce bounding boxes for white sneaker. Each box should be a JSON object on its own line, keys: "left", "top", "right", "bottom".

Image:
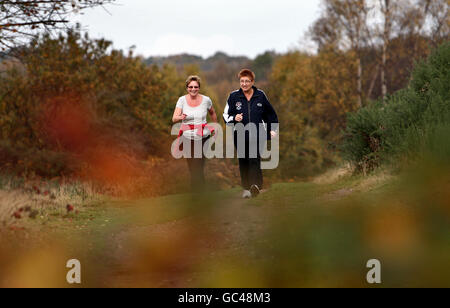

{"left": 242, "top": 190, "right": 251, "bottom": 199}
{"left": 250, "top": 185, "right": 260, "bottom": 198}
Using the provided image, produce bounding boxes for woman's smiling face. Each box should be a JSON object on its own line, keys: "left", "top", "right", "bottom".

{"left": 187, "top": 81, "right": 200, "bottom": 96}
{"left": 240, "top": 77, "right": 254, "bottom": 92}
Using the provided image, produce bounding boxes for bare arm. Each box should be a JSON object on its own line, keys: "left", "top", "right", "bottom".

{"left": 172, "top": 107, "right": 186, "bottom": 123}
{"left": 208, "top": 106, "right": 218, "bottom": 123}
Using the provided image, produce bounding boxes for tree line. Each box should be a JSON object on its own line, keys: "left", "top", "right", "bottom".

{"left": 268, "top": 0, "right": 448, "bottom": 177}
{"left": 0, "top": 0, "right": 448, "bottom": 185}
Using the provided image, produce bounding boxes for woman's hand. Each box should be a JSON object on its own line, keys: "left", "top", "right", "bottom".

{"left": 173, "top": 114, "right": 186, "bottom": 123}
{"left": 235, "top": 113, "right": 243, "bottom": 122}
{"left": 172, "top": 107, "right": 186, "bottom": 123}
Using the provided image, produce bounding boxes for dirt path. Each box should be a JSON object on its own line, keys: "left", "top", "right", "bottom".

{"left": 108, "top": 191, "right": 280, "bottom": 287}
{"left": 2, "top": 167, "right": 398, "bottom": 287}
{"left": 106, "top": 168, "right": 396, "bottom": 287}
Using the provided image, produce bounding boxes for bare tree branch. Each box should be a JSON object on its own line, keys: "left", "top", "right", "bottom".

{"left": 0, "top": 0, "right": 115, "bottom": 50}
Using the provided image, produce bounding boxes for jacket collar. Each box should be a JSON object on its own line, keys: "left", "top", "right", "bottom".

{"left": 238, "top": 86, "right": 260, "bottom": 99}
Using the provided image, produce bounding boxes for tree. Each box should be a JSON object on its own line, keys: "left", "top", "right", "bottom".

{"left": 268, "top": 52, "right": 324, "bottom": 177}
{"left": 395, "top": 0, "right": 449, "bottom": 52}
{"left": 0, "top": 29, "right": 174, "bottom": 176}
{"left": 379, "top": 0, "right": 395, "bottom": 100}
{"left": 425, "top": 0, "right": 449, "bottom": 46}
{"left": 318, "top": 0, "right": 373, "bottom": 108}
{"left": 310, "top": 15, "right": 342, "bottom": 51}
{"left": 251, "top": 50, "right": 277, "bottom": 83}
{"left": 268, "top": 50, "right": 359, "bottom": 177}
{"left": 369, "top": 0, "right": 447, "bottom": 100}
{"left": 342, "top": 42, "right": 450, "bottom": 171}
{"left": 0, "top": 0, "right": 115, "bottom": 50}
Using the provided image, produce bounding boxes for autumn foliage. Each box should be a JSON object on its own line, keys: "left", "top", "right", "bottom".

{"left": 264, "top": 0, "right": 448, "bottom": 177}
{"left": 342, "top": 42, "right": 450, "bottom": 172}
{"left": 266, "top": 48, "right": 359, "bottom": 177}
{"left": 0, "top": 30, "right": 174, "bottom": 180}
{"left": 1, "top": 0, "right": 448, "bottom": 186}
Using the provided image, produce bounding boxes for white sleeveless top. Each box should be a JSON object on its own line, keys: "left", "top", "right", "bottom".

{"left": 176, "top": 95, "right": 213, "bottom": 140}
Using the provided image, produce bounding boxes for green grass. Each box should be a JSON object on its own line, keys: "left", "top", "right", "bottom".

{"left": 2, "top": 163, "right": 450, "bottom": 287}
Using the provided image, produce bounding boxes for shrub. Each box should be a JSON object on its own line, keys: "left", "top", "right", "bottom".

{"left": 0, "top": 29, "right": 176, "bottom": 177}
{"left": 342, "top": 42, "right": 450, "bottom": 171}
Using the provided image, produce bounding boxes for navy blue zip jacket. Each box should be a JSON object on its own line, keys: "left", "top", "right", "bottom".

{"left": 223, "top": 86, "right": 279, "bottom": 141}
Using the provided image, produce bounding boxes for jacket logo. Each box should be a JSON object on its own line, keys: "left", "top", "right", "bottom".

{"left": 257, "top": 103, "right": 263, "bottom": 107}
{"left": 236, "top": 102, "right": 242, "bottom": 111}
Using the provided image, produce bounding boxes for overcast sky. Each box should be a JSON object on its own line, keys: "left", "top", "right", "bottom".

{"left": 74, "top": 0, "right": 322, "bottom": 59}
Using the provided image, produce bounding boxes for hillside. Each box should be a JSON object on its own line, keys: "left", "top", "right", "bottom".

{"left": 144, "top": 51, "right": 251, "bottom": 73}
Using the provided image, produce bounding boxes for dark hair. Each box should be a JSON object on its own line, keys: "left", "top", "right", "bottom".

{"left": 238, "top": 69, "right": 255, "bottom": 81}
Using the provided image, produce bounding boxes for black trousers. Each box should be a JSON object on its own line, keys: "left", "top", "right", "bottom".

{"left": 238, "top": 157, "right": 263, "bottom": 190}
{"left": 182, "top": 136, "right": 209, "bottom": 191}
{"left": 234, "top": 132, "right": 266, "bottom": 191}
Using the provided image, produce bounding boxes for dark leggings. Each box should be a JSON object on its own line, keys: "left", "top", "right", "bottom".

{"left": 234, "top": 134, "right": 264, "bottom": 190}
{"left": 238, "top": 157, "right": 263, "bottom": 190}
{"left": 182, "top": 136, "right": 209, "bottom": 191}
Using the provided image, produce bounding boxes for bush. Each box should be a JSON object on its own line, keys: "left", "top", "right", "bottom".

{"left": 340, "top": 100, "right": 385, "bottom": 173}
{"left": 0, "top": 29, "right": 177, "bottom": 178}
{"left": 0, "top": 140, "right": 76, "bottom": 177}
{"left": 268, "top": 50, "right": 357, "bottom": 178}
{"left": 342, "top": 42, "right": 450, "bottom": 171}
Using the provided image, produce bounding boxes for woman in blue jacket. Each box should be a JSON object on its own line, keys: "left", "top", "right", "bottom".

{"left": 223, "top": 69, "right": 278, "bottom": 198}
